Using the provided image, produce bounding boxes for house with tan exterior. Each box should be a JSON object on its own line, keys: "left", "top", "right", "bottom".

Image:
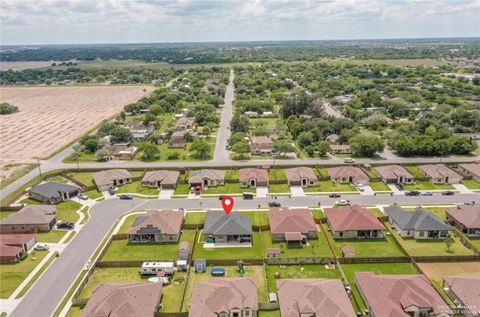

{"left": 189, "top": 170, "right": 225, "bottom": 188}
{"left": 285, "top": 167, "right": 317, "bottom": 187}
{"left": 458, "top": 163, "right": 480, "bottom": 182}
{"left": 268, "top": 208, "right": 317, "bottom": 246}
{"left": 447, "top": 205, "right": 480, "bottom": 237}
{"left": 324, "top": 205, "right": 384, "bottom": 239}
{"left": 375, "top": 165, "right": 414, "bottom": 184}
{"left": 104, "top": 143, "right": 138, "bottom": 160}
{"left": 355, "top": 272, "right": 452, "bottom": 317}
{"left": 384, "top": 206, "right": 451, "bottom": 239}
{"left": 239, "top": 168, "right": 268, "bottom": 188}
{"left": 189, "top": 278, "right": 258, "bottom": 317}
{"left": 204, "top": 211, "right": 252, "bottom": 245}
{"left": 443, "top": 276, "right": 480, "bottom": 317}
{"left": 330, "top": 144, "right": 351, "bottom": 154}
{"left": 175, "top": 117, "right": 195, "bottom": 131}
{"left": 0, "top": 205, "right": 57, "bottom": 233}
{"left": 277, "top": 279, "right": 356, "bottom": 317}
{"left": 419, "top": 164, "right": 463, "bottom": 184}
{"left": 28, "top": 181, "right": 79, "bottom": 204}
{"left": 141, "top": 170, "right": 180, "bottom": 189}
{"left": 127, "top": 211, "right": 184, "bottom": 243}
{"left": 250, "top": 136, "right": 275, "bottom": 156}
{"left": 93, "top": 169, "right": 132, "bottom": 192}
{"left": 327, "top": 166, "right": 369, "bottom": 185}
{"left": 81, "top": 283, "right": 162, "bottom": 317}
{"left": 0, "top": 234, "right": 36, "bottom": 263}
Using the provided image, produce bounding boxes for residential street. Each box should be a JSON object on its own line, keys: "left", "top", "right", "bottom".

{"left": 9, "top": 193, "right": 480, "bottom": 317}
{"left": 213, "top": 69, "right": 234, "bottom": 161}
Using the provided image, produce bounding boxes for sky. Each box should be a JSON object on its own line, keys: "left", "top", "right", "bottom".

{"left": 1, "top": 0, "right": 479, "bottom": 45}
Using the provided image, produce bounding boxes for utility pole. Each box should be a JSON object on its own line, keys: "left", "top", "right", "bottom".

{"left": 36, "top": 157, "right": 42, "bottom": 178}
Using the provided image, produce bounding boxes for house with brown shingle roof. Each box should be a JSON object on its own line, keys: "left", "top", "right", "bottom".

{"left": 81, "top": 283, "right": 162, "bottom": 317}
{"left": 324, "top": 205, "right": 384, "bottom": 239}
{"left": 419, "top": 164, "right": 463, "bottom": 184}
{"left": 175, "top": 117, "right": 195, "bottom": 131}
{"left": 189, "top": 170, "right": 225, "bottom": 188}
{"left": 0, "top": 234, "right": 36, "bottom": 263}
{"left": 277, "top": 279, "right": 356, "bottom": 317}
{"left": 330, "top": 144, "right": 352, "bottom": 154}
{"left": 250, "top": 136, "right": 275, "bottom": 156}
{"left": 127, "top": 211, "right": 184, "bottom": 243}
{"left": 268, "top": 208, "right": 317, "bottom": 246}
{"left": 239, "top": 168, "right": 268, "bottom": 188}
{"left": 188, "top": 278, "right": 258, "bottom": 317}
{"left": 443, "top": 276, "right": 480, "bottom": 317}
{"left": 327, "top": 166, "right": 369, "bottom": 185}
{"left": 141, "top": 170, "right": 180, "bottom": 189}
{"left": 0, "top": 205, "right": 57, "bottom": 234}
{"left": 355, "top": 272, "right": 452, "bottom": 317}
{"left": 375, "top": 165, "right": 415, "bottom": 184}
{"left": 285, "top": 167, "right": 317, "bottom": 187}
{"left": 458, "top": 163, "right": 480, "bottom": 182}
{"left": 92, "top": 169, "right": 132, "bottom": 192}
{"left": 447, "top": 205, "right": 480, "bottom": 237}
{"left": 104, "top": 143, "right": 138, "bottom": 160}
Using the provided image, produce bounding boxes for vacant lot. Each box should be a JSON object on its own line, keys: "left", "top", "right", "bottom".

{"left": 0, "top": 86, "right": 152, "bottom": 167}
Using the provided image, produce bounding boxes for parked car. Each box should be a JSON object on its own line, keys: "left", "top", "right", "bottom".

{"left": 57, "top": 221, "right": 74, "bottom": 229}
{"left": 120, "top": 194, "right": 133, "bottom": 200}
{"left": 218, "top": 195, "right": 225, "bottom": 201}
{"left": 34, "top": 243, "right": 49, "bottom": 251}
{"left": 243, "top": 192, "right": 254, "bottom": 200}
{"left": 344, "top": 158, "right": 355, "bottom": 164}
{"left": 268, "top": 201, "right": 281, "bottom": 207}
{"left": 335, "top": 199, "right": 351, "bottom": 206}
{"left": 356, "top": 183, "right": 365, "bottom": 192}
{"left": 395, "top": 183, "right": 404, "bottom": 190}
{"left": 78, "top": 193, "right": 88, "bottom": 200}
{"left": 329, "top": 193, "right": 341, "bottom": 198}
{"left": 421, "top": 191, "right": 433, "bottom": 196}
{"left": 405, "top": 190, "right": 420, "bottom": 196}
{"left": 97, "top": 156, "right": 108, "bottom": 162}
{"left": 442, "top": 191, "right": 455, "bottom": 196}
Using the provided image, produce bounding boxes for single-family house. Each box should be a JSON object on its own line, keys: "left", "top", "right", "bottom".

{"left": 250, "top": 136, "right": 275, "bottom": 156}
{"left": 203, "top": 211, "right": 252, "bottom": 245}
{"left": 330, "top": 144, "right": 351, "bottom": 154}
{"left": 458, "top": 163, "right": 480, "bottom": 182}
{"left": 239, "top": 168, "right": 268, "bottom": 188}
{"left": 327, "top": 166, "right": 369, "bottom": 185}
{"left": 142, "top": 170, "right": 180, "bottom": 189}
{"left": 126, "top": 120, "right": 154, "bottom": 139}
{"left": 28, "top": 181, "right": 79, "bottom": 204}
{"left": 285, "top": 167, "right": 317, "bottom": 187}
{"left": 81, "top": 283, "right": 162, "bottom": 317}
{"left": 375, "top": 165, "right": 415, "bottom": 184}
{"left": 384, "top": 206, "right": 451, "bottom": 239}
{"left": 0, "top": 205, "right": 57, "bottom": 233}
{"left": 419, "top": 164, "right": 463, "bottom": 184}
{"left": 92, "top": 169, "right": 132, "bottom": 192}
{"left": 0, "top": 234, "right": 36, "bottom": 263}
{"left": 189, "top": 170, "right": 225, "bottom": 188}
{"left": 277, "top": 279, "right": 356, "bottom": 317}
{"left": 268, "top": 208, "right": 317, "bottom": 247}
{"left": 324, "top": 205, "right": 384, "bottom": 239}
{"left": 127, "top": 211, "right": 184, "bottom": 243}
{"left": 325, "top": 134, "right": 339, "bottom": 143}
{"left": 104, "top": 143, "right": 138, "bottom": 160}
{"left": 175, "top": 117, "right": 195, "bottom": 131}
{"left": 169, "top": 131, "right": 188, "bottom": 148}
{"left": 355, "top": 272, "right": 452, "bottom": 317}
{"left": 447, "top": 205, "right": 480, "bottom": 237}
{"left": 443, "top": 276, "right": 480, "bottom": 317}
{"left": 189, "top": 278, "right": 258, "bottom": 317}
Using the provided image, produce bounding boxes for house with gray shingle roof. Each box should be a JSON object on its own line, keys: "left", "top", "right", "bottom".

{"left": 203, "top": 211, "right": 252, "bottom": 246}
{"left": 384, "top": 206, "right": 451, "bottom": 240}
{"left": 28, "top": 181, "right": 79, "bottom": 204}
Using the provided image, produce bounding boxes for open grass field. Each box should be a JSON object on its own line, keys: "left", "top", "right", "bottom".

{"left": 0, "top": 61, "right": 55, "bottom": 71}
{"left": 303, "top": 180, "right": 357, "bottom": 193}
{"left": 115, "top": 181, "right": 159, "bottom": 195}
{"left": 0, "top": 86, "right": 152, "bottom": 167}
{"left": 0, "top": 163, "right": 35, "bottom": 190}
{"left": 0, "top": 251, "right": 48, "bottom": 298}
{"left": 102, "top": 230, "right": 196, "bottom": 261}
{"left": 182, "top": 265, "right": 267, "bottom": 311}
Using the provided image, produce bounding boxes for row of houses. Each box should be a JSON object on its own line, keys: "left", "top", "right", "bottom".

{"left": 81, "top": 274, "right": 480, "bottom": 317}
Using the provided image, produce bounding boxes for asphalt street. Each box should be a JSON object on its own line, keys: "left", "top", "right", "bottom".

{"left": 213, "top": 69, "right": 234, "bottom": 162}
{"left": 10, "top": 193, "right": 480, "bottom": 317}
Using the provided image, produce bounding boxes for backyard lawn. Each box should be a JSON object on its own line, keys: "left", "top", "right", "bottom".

{"left": 264, "top": 265, "right": 342, "bottom": 292}
{"left": 202, "top": 183, "right": 255, "bottom": 195}
{"left": 67, "top": 172, "right": 95, "bottom": 187}
{"left": 225, "top": 169, "right": 240, "bottom": 180}
{"left": 323, "top": 224, "right": 406, "bottom": 257}
{"left": 36, "top": 230, "right": 67, "bottom": 243}
{"left": 102, "top": 230, "right": 196, "bottom": 261}
{"left": 268, "top": 183, "right": 291, "bottom": 193}
{"left": 173, "top": 183, "right": 190, "bottom": 196}
{"left": 462, "top": 179, "right": 480, "bottom": 190}
{"left": 311, "top": 208, "right": 324, "bottom": 219}
{"left": 56, "top": 200, "right": 82, "bottom": 223}
{"left": 193, "top": 232, "right": 264, "bottom": 259}
{"left": 0, "top": 251, "right": 48, "bottom": 298}
{"left": 369, "top": 181, "right": 391, "bottom": 191}
{"left": 116, "top": 181, "right": 159, "bottom": 195}
{"left": 184, "top": 212, "right": 206, "bottom": 225}
{"left": 258, "top": 311, "right": 280, "bottom": 317}
{"left": 404, "top": 166, "right": 425, "bottom": 178}
{"left": 403, "top": 180, "right": 454, "bottom": 191}
{"left": 303, "top": 180, "right": 357, "bottom": 193}
{"left": 260, "top": 231, "right": 333, "bottom": 258}
{"left": 315, "top": 167, "right": 329, "bottom": 178}
{"left": 239, "top": 211, "right": 269, "bottom": 226}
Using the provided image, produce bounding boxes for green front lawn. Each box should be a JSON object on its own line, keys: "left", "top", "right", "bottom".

{"left": 56, "top": 200, "right": 82, "bottom": 223}
{"left": 265, "top": 265, "right": 343, "bottom": 292}
{"left": 303, "top": 180, "right": 357, "bottom": 193}
{"left": 260, "top": 231, "right": 333, "bottom": 258}
{"left": 173, "top": 183, "right": 190, "bottom": 195}
{"left": 36, "top": 230, "right": 67, "bottom": 243}
{"left": 66, "top": 307, "right": 83, "bottom": 317}
{"left": 268, "top": 183, "right": 291, "bottom": 193}
{"left": 84, "top": 189, "right": 102, "bottom": 199}
{"left": 323, "top": 224, "right": 406, "bottom": 257}
{"left": 403, "top": 180, "right": 454, "bottom": 191}
{"left": 202, "top": 183, "right": 255, "bottom": 195}
{"left": 268, "top": 169, "right": 286, "bottom": 181}
{"left": 20, "top": 198, "right": 42, "bottom": 205}
{"left": 369, "top": 181, "right": 391, "bottom": 191}
{"left": 462, "top": 179, "right": 480, "bottom": 190}
{"left": 116, "top": 181, "right": 159, "bottom": 195}
{"left": 0, "top": 251, "right": 48, "bottom": 298}
{"left": 193, "top": 232, "right": 264, "bottom": 259}
{"left": 184, "top": 212, "right": 206, "bottom": 225}
{"left": 102, "top": 230, "right": 197, "bottom": 261}
{"left": 118, "top": 213, "right": 145, "bottom": 234}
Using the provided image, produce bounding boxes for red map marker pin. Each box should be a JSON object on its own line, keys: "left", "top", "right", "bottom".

{"left": 221, "top": 196, "right": 234, "bottom": 215}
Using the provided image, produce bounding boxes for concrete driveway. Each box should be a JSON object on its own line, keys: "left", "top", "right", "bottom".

{"left": 256, "top": 187, "right": 268, "bottom": 198}
{"left": 290, "top": 186, "right": 306, "bottom": 197}
{"left": 159, "top": 189, "right": 175, "bottom": 199}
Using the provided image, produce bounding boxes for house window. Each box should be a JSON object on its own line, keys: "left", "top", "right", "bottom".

{"left": 244, "top": 311, "right": 251, "bottom": 317}
{"left": 419, "top": 231, "right": 425, "bottom": 237}
{"left": 339, "top": 232, "right": 343, "bottom": 237}
{"left": 232, "top": 313, "right": 239, "bottom": 317}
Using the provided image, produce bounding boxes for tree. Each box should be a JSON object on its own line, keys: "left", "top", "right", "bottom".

{"left": 95, "top": 148, "right": 109, "bottom": 161}
{"left": 317, "top": 141, "right": 331, "bottom": 157}
{"left": 120, "top": 111, "right": 126, "bottom": 122}
{"left": 150, "top": 104, "right": 164, "bottom": 115}
{"left": 97, "top": 121, "right": 117, "bottom": 137}
{"left": 189, "top": 139, "right": 211, "bottom": 160}
{"left": 273, "top": 140, "right": 296, "bottom": 156}
{"left": 231, "top": 141, "right": 250, "bottom": 159}
{"left": 230, "top": 113, "right": 249, "bottom": 133}
{"left": 143, "top": 113, "right": 156, "bottom": 125}
{"left": 349, "top": 134, "right": 385, "bottom": 157}
{"left": 0, "top": 102, "right": 19, "bottom": 115}
{"left": 229, "top": 132, "right": 248, "bottom": 146}
{"left": 141, "top": 144, "right": 160, "bottom": 161}
{"left": 109, "top": 126, "right": 133, "bottom": 144}
{"left": 84, "top": 139, "right": 99, "bottom": 153}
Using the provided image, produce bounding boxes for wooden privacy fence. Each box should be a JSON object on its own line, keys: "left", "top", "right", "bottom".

{"left": 452, "top": 227, "right": 480, "bottom": 255}
{"left": 264, "top": 257, "right": 334, "bottom": 265}
{"left": 412, "top": 255, "right": 480, "bottom": 263}
{"left": 338, "top": 256, "right": 411, "bottom": 264}
{"left": 205, "top": 259, "right": 264, "bottom": 266}
{"left": 258, "top": 303, "right": 280, "bottom": 310}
